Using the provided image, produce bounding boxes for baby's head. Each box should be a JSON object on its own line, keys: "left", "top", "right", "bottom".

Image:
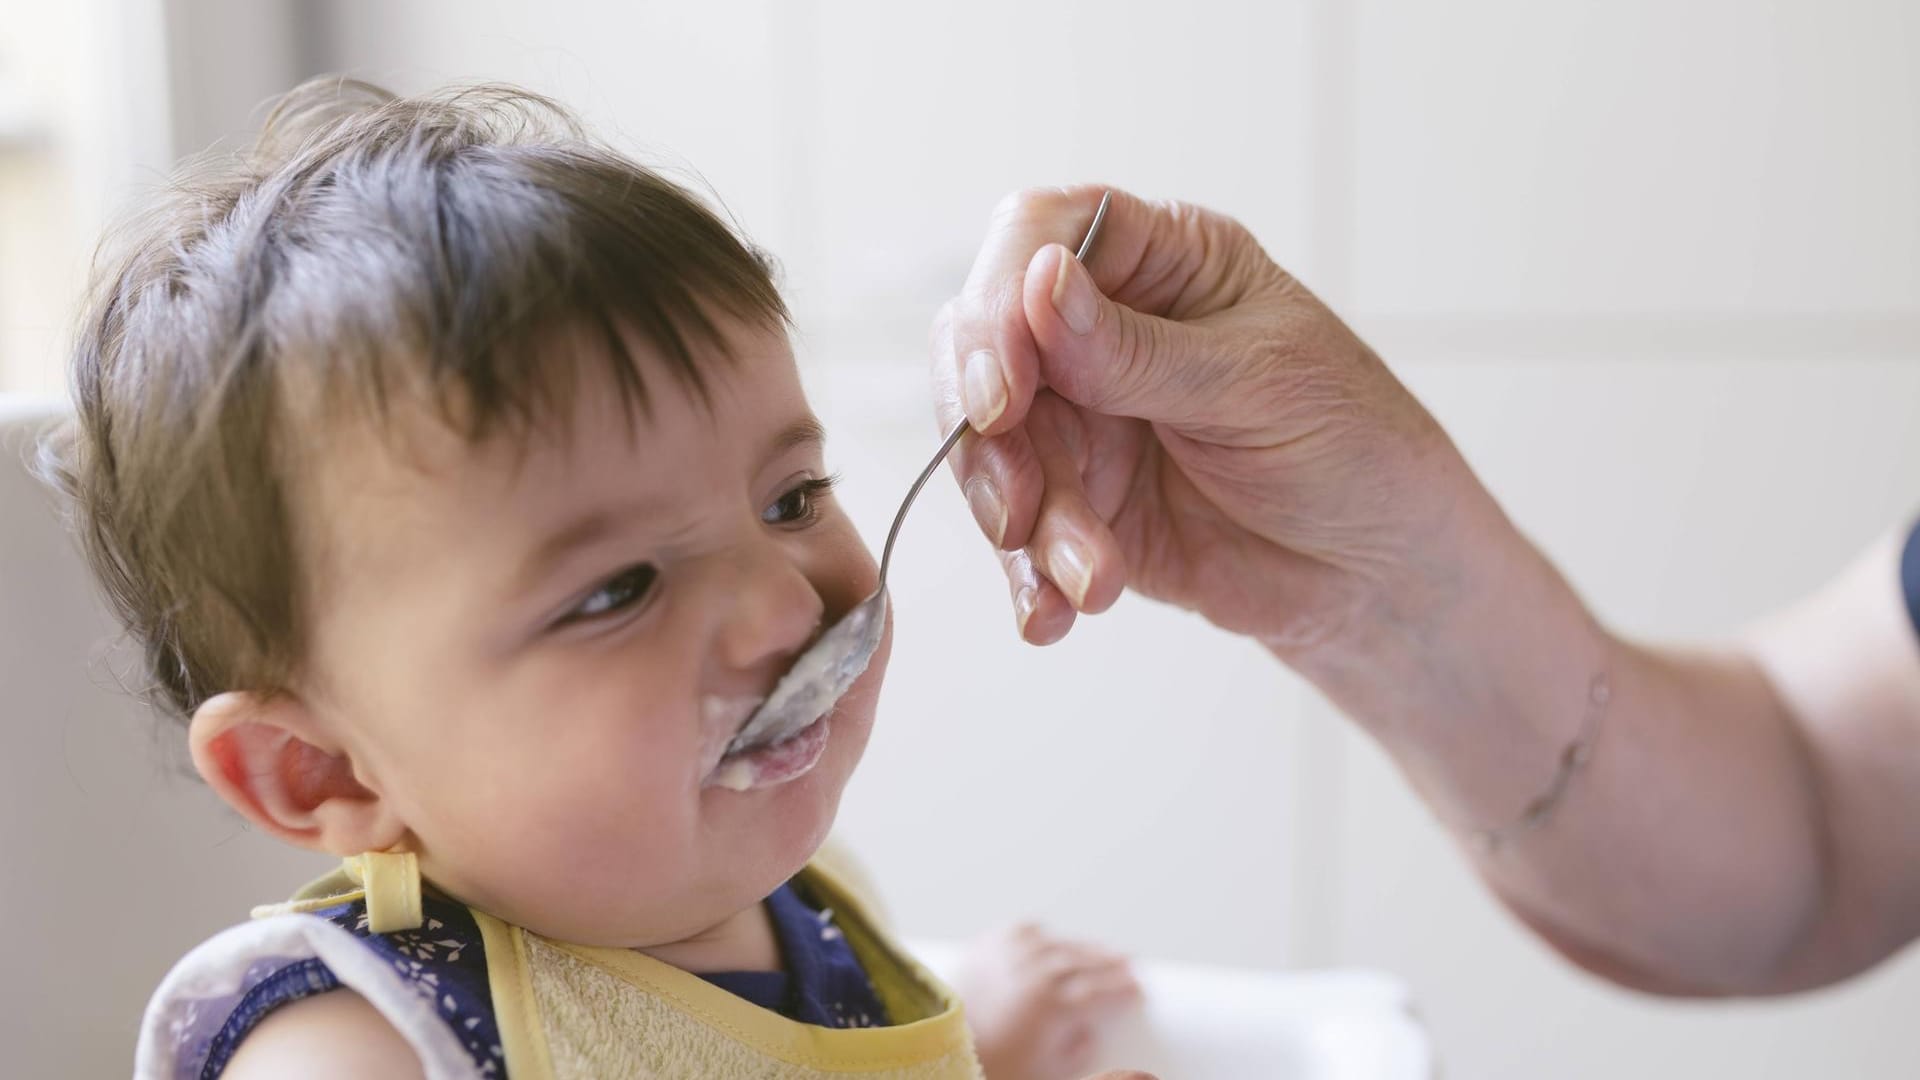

{"left": 46, "top": 79, "right": 886, "bottom": 947}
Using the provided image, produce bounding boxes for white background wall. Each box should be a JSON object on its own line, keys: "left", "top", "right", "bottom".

{"left": 0, "top": 0, "right": 173, "bottom": 395}
{"left": 4, "top": 2, "right": 1918, "bottom": 1076}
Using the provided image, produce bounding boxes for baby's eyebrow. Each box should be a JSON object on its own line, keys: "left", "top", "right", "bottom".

{"left": 514, "top": 501, "right": 664, "bottom": 598}
{"left": 511, "top": 417, "right": 827, "bottom": 599}
{"left": 764, "top": 415, "right": 826, "bottom": 464}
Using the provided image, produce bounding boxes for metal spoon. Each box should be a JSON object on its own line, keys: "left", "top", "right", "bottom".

{"left": 725, "top": 191, "right": 1113, "bottom": 756}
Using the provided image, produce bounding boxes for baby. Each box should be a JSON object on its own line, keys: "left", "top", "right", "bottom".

{"left": 45, "top": 79, "right": 1136, "bottom": 1078}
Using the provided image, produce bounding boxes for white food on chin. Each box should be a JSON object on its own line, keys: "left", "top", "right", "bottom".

{"left": 725, "top": 594, "right": 884, "bottom": 756}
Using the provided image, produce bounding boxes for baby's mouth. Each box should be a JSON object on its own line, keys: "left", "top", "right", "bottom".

{"left": 705, "top": 715, "right": 832, "bottom": 792}
{"left": 698, "top": 693, "right": 831, "bottom": 792}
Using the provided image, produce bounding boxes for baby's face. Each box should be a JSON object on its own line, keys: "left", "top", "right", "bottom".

{"left": 293, "top": 318, "right": 885, "bottom": 947}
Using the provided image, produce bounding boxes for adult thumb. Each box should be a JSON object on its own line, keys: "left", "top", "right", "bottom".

{"left": 1023, "top": 242, "right": 1222, "bottom": 426}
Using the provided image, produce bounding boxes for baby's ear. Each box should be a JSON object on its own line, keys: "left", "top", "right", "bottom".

{"left": 188, "top": 690, "right": 407, "bottom": 857}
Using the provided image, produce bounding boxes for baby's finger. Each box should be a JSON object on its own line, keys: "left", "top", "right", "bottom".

{"left": 1067, "top": 943, "right": 1132, "bottom": 968}
{"left": 1037, "top": 945, "right": 1133, "bottom": 984}
{"left": 1062, "top": 967, "right": 1145, "bottom": 1010}
{"left": 1001, "top": 547, "right": 1076, "bottom": 645}
{"left": 1055, "top": 1023, "right": 1098, "bottom": 1073}
{"left": 1037, "top": 933, "right": 1130, "bottom": 962}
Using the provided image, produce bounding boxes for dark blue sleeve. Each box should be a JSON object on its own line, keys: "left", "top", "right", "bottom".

{"left": 200, "top": 896, "right": 504, "bottom": 1079}
{"left": 1903, "top": 517, "right": 1920, "bottom": 647}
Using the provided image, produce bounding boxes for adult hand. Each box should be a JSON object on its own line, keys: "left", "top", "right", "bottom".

{"left": 932, "top": 188, "right": 1920, "bottom": 1006}
{"left": 930, "top": 185, "right": 1465, "bottom": 654}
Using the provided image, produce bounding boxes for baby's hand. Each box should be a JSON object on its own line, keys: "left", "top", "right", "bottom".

{"left": 951, "top": 922, "right": 1143, "bottom": 1080}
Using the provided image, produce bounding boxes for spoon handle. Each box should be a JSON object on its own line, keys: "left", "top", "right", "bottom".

{"left": 876, "top": 190, "right": 1113, "bottom": 587}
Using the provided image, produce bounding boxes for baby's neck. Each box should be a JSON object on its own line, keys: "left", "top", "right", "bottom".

{"left": 635, "top": 897, "right": 780, "bottom": 974}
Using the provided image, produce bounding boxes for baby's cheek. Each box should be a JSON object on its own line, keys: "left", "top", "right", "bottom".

{"left": 465, "top": 766, "right": 697, "bottom": 919}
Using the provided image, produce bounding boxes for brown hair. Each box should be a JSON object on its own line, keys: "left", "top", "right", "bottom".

{"left": 39, "top": 76, "right": 788, "bottom": 725}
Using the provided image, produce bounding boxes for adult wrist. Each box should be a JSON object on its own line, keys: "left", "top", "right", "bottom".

{"left": 1274, "top": 451, "right": 1508, "bottom": 706}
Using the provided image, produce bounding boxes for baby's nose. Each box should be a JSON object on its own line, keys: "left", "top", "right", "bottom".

{"left": 715, "top": 541, "right": 826, "bottom": 675}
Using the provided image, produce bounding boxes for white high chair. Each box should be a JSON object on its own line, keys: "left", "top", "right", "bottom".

{"left": 0, "top": 395, "right": 1432, "bottom": 1079}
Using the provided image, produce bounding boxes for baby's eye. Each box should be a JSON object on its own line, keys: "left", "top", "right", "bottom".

{"left": 762, "top": 475, "right": 837, "bottom": 528}
{"left": 564, "top": 563, "right": 659, "bottom": 623}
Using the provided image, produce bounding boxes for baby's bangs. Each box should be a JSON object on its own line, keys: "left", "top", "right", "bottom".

{"left": 282, "top": 138, "right": 790, "bottom": 452}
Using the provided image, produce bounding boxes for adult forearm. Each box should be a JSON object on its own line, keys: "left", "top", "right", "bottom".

{"left": 1288, "top": 471, "right": 1826, "bottom": 993}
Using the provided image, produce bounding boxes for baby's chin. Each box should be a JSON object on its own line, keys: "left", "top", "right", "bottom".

{"left": 707, "top": 656, "right": 884, "bottom": 883}
{"left": 717, "top": 698, "right": 873, "bottom": 852}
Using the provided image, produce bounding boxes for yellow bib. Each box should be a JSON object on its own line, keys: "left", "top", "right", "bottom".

{"left": 263, "top": 850, "right": 982, "bottom": 1079}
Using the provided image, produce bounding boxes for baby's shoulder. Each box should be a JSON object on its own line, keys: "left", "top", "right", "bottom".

{"left": 216, "top": 988, "right": 423, "bottom": 1079}
{"left": 134, "top": 894, "right": 503, "bottom": 1079}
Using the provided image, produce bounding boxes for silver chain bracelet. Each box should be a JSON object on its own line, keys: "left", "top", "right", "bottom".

{"left": 1470, "top": 671, "right": 1612, "bottom": 854}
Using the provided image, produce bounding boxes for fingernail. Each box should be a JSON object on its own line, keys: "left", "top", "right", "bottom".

{"left": 1013, "top": 586, "right": 1038, "bottom": 637}
{"left": 1052, "top": 538, "right": 1093, "bottom": 608}
{"left": 964, "top": 476, "right": 1007, "bottom": 547}
{"left": 962, "top": 349, "right": 1007, "bottom": 429}
{"left": 1050, "top": 248, "right": 1098, "bottom": 336}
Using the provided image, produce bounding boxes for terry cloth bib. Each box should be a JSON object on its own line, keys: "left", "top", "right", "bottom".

{"left": 134, "top": 850, "right": 982, "bottom": 1079}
